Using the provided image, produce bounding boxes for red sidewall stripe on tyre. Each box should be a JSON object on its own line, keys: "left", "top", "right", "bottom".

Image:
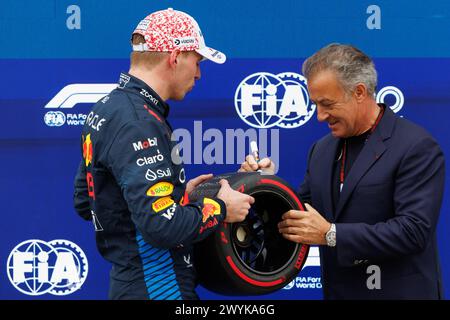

{"left": 259, "top": 179, "right": 304, "bottom": 210}
{"left": 294, "top": 243, "right": 309, "bottom": 270}
{"left": 226, "top": 256, "right": 285, "bottom": 287}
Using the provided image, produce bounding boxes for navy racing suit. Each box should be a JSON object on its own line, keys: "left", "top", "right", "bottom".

{"left": 73, "top": 72, "right": 227, "bottom": 300}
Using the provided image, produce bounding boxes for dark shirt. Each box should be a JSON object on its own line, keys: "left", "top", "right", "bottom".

{"left": 332, "top": 130, "right": 371, "bottom": 215}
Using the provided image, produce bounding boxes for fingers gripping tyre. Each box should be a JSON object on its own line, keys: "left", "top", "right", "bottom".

{"left": 189, "top": 172, "right": 309, "bottom": 295}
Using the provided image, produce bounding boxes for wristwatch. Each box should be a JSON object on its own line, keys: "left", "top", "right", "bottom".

{"left": 325, "top": 223, "right": 336, "bottom": 247}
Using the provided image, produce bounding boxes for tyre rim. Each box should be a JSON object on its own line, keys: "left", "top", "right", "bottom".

{"left": 233, "top": 209, "right": 266, "bottom": 265}
{"left": 231, "top": 189, "right": 300, "bottom": 275}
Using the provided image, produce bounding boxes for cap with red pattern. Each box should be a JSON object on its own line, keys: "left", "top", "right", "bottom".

{"left": 131, "top": 8, "right": 226, "bottom": 64}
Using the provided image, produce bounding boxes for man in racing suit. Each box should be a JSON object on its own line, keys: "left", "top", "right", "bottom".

{"left": 73, "top": 8, "right": 254, "bottom": 300}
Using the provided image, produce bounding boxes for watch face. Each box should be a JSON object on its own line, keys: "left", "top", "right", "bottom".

{"left": 327, "top": 231, "right": 336, "bottom": 246}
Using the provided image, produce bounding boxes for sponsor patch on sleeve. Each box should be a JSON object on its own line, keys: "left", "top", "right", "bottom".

{"left": 201, "top": 198, "right": 221, "bottom": 223}
{"left": 82, "top": 133, "right": 93, "bottom": 167}
{"left": 146, "top": 182, "right": 174, "bottom": 197}
{"left": 152, "top": 196, "right": 175, "bottom": 213}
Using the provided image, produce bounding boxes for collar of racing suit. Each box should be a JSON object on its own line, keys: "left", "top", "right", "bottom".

{"left": 117, "top": 72, "right": 170, "bottom": 119}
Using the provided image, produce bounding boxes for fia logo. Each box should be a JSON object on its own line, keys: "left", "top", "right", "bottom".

{"left": 44, "top": 111, "right": 66, "bottom": 127}
{"left": 234, "top": 72, "right": 316, "bottom": 129}
{"left": 6, "top": 239, "right": 88, "bottom": 296}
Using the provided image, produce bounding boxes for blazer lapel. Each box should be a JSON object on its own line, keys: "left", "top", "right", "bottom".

{"left": 320, "top": 137, "right": 340, "bottom": 221}
{"left": 334, "top": 106, "right": 395, "bottom": 219}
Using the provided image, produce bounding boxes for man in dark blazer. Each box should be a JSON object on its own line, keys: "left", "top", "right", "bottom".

{"left": 240, "top": 44, "right": 445, "bottom": 299}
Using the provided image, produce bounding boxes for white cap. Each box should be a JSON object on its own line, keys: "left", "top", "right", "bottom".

{"left": 131, "top": 8, "right": 226, "bottom": 64}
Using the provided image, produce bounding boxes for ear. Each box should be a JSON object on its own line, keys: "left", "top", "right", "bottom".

{"left": 353, "top": 83, "right": 368, "bottom": 103}
{"left": 169, "top": 49, "right": 181, "bottom": 68}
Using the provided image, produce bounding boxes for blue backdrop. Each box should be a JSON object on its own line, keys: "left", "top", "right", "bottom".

{"left": 1, "top": 0, "right": 449, "bottom": 300}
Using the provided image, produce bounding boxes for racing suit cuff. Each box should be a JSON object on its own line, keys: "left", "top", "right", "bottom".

{"left": 212, "top": 197, "right": 227, "bottom": 221}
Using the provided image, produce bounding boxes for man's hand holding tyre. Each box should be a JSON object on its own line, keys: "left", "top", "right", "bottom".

{"left": 217, "top": 179, "right": 255, "bottom": 223}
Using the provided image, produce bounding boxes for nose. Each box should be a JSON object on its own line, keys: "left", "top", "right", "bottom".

{"left": 195, "top": 65, "right": 201, "bottom": 80}
{"left": 316, "top": 105, "right": 328, "bottom": 122}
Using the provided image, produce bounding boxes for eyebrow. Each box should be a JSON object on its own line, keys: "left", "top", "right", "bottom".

{"left": 317, "top": 98, "right": 334, "bottom": 103}
{"left": 313, "top": 98, "right": 334, "bottom": 104}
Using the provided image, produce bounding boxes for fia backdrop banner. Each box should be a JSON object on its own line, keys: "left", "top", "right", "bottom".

{"left": 1, "top": 0, "right": 449, "bottom": 300}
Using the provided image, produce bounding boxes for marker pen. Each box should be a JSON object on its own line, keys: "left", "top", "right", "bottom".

{"left": 250, "top": 141, "right": 262, "bottom": 173}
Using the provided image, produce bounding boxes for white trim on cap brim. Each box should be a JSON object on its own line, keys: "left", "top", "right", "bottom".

{"left": 196, "top": 47, "right": 226, "bottom": 64}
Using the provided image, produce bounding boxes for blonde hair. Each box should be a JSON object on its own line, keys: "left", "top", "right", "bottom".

{"left": 130, "top": 34, "right": 168, "bottom": 69}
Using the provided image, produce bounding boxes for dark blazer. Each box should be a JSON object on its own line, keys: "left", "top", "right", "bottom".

{"left": 298, "top": 107, "right": 445, "bottom": 299}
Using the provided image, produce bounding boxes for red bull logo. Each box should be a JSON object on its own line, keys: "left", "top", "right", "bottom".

{"left": 202, "top": 198, "right": 221, "bottom": 223}
{"left": 199, "top": 217, "right": 218, "bottom": 234}
{"left": 82, "top": 134, "right": 93, "bottom": 167}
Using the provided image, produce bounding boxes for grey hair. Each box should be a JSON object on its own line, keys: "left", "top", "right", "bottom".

{"left": 302, "top": 43, "right": 377, "bottom": 97}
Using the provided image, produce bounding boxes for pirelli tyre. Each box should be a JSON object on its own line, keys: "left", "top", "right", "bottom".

{"left": 189, "top": 172, "right": 309, "bottom": 295}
